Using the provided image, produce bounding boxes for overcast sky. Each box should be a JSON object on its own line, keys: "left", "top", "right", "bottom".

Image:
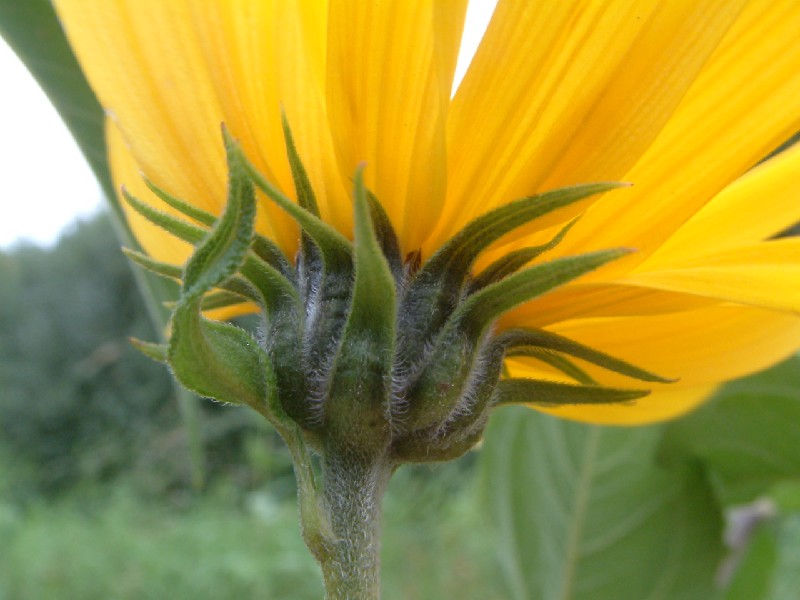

{"left": 0, "top": 36, "right": 102, "bottom": 249}
{"left": 0, "top": 2, "right": 495, "bottom": 250}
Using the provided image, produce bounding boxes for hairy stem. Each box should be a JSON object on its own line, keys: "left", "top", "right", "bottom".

{"left": 318, "top": 449, "right": 392, "bottom": 600}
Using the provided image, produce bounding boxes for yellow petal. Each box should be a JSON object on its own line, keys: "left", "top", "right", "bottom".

{"left": 646, "top": 141, "right": 800, "bottom": 266}
{"left": 188, "top": 0, "right": 349, "bottom": 250}
{"left": 505, "top": 304, "right": 800, "bottom": 424}
{"left": 620, "top": 239, "right": 800, "bottom": 313}
{"left": 434, "top": 0, "right": 470, "bottom": 97}
{"left": 531, "top": 385, "right": 718, "bottom": 426}
{"left": 326, "top": 0, "right": 467, "bottom": 251}
{"left": 432, "top": 0, "right": 744, "bottom": 253}
{"left": 558, "top": 1, "right": 800, "bottom": 268}
{"left": 499, "top": 284, "right": 715, "bottom": 329}
{"left": 546, "top": 305, "right": 800, "bottom": 389}
{"left": 107, "top": 120, "right": 193, "bottom": 266}
{"left": 56, "top": 0, "right": 353, "bottom": 255}
{"left": 55, "top": 0, "right": 227, "bottom": 223}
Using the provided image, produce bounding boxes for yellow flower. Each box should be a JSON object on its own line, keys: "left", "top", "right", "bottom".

{"left": 55, "top": 1, "right": 800, "bottom": 425}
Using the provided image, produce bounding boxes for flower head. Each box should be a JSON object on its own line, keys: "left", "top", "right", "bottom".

{"left": 55, "top": 1, "right": 800, "bottom": 427}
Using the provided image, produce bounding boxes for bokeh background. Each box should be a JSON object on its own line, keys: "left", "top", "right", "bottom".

{"left": 2, "top": 2, "right": 800, "bottom": 599}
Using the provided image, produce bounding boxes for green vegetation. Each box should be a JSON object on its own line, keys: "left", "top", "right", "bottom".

{"left": 0, "top": 215, "right": 502, "bottom": 598}
{"left": 0, "top": 467, "right": 501, "bottom": 600}
{"left": 3, "top": 213, "right": 800, "bottom": 600}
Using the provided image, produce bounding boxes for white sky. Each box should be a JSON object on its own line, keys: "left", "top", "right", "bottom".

{"left": 0, "top": 36, "right": 102, "bottom": 249}
{"left": 0, "top": 2, "right": 495, "bottom": 250}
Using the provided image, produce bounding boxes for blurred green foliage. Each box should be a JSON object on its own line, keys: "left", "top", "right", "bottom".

{"left": 0, "top": 220, "right": 500, "bottom": 598}
{"left": 0, "top": 216, "right": 170, "bottom": 495}
{"left": 0, "top": 216, "right": 277, "bottom": 498}
{"left": 481, "top": 357, "right": 800, "bottom": 600}
{"left": 0, "top": 466, "right": 501, "bottom": 600}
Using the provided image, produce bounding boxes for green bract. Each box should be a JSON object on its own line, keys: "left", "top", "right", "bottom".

{"left": 128, "top": 124, "right": 668, "bottom": 465}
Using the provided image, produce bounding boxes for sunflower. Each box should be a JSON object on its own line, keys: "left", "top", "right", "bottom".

{"left": 55, "top": 1, "right": 800, "bottom": 428}
{"left": 53, "top": 1, "right": 800, "bottom": 595}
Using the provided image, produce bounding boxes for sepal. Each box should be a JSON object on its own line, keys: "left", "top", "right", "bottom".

{"left": 139, "top": 174, "right": 293, "bottom": 277}
{"left": 399, "top": 184, "right": 623, "bottom": 365}
{"left": 509, "top": 348, "right": 596, "bottom": 385}
{"left": 422, "top": 183, "right": 622, "bottom": 281}
{"left": 197, "top": 290, "right": 251, "bottom": 311}
{"left": 146, "top": 175, "right": 294, "bottom": 277}
{"left": 164, "top": 128, "right": 276, "bottom": 411}
{"left": 122, "top": 247, "right": 182, "bottom": 280}
{"left": 366, "top": 190, "right": 403, "bottom": 280}
{"left": 458, "top": 248, "right": 631, "bottom": 336}
{"left": 145, "top": 178, "right": 216, "bottom": 227}
{"left": 240, "top": 254, "right": 300, "bottom": 314}
{"left": 124, "top": 247, "right": 263, "bottom": 306}
{"left": 169, "top": 308, "right": 274, "bottom": 408}
{"left": 468, "top": 217, "right": 579, "bottom": 291}
{"left": 281, "top": 112, "right": 320, "bottom": 217}
{"left": 122, "top": 186, "right": 206, "bottom": 245}
{"left": 180, "top": 128, "right": 255, "bottom": 299}
{"left": 500, "top": 327, "right": 676, "bottom": 383}
{"left": 493, "top": 378, "right": 650, "bottom": 406}
{"left": 240, "top": 146, "right": 352, "bottom": 271}
{"left": 127, "top": 123, "right": 673, "bottom": 471}
{"left": 326, "top": 167, "right": 397, "bottom": 450}
{"left": 129, "top": 337, "right": 168, "bottom": 363}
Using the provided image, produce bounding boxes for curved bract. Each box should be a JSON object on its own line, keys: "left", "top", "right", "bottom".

{"left": 54, "top": 0, "right": 800, "bottom": 425}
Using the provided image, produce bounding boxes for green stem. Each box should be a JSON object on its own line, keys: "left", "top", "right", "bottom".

{"left": 318, "top": 449, "right": 392, "bottom": 600}
{"left": 175, "top": 387, "right": 205, "bottom": 491}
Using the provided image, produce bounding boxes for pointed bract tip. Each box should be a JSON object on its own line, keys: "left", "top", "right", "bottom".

{"left": 129, "top": 337, "right": 169, "bottom": 363}
{"left": 220, "top": 122, "right": 236, "bottom": 145}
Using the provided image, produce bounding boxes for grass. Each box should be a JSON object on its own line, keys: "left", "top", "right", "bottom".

{"left": 0, "top": 462, "right": 505, "bottom": 599}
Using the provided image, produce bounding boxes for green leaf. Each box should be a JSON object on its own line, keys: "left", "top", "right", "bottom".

{"left": 459, "top": 249, "right": 630, "bottom": 335}
{"left": 0, "top": 0, "right": 184, "bottom": 330}
{"left": 723, "top": 525, "right": 777, "bottom": 600}
{"left": 501, "top": 327, "right": 675, "bottom": 383}
{"left": 771, "top": 481, "right": 800, "bottom": 513}
{"left": 770, "top": 514, "right": 800, "bottom": 600}
{"left": 660, "top": 357, "right": 800, "bottom": 504}
{"left": 0, "top": 0, "right": 208, "bottom": 489}
{"left": 481, "top": 407, "right": 724, "bottom": 600}
{"left": 494, "top": 379, "right": 649, "bottom": 406}
{"left": 469, "top": 218, "right": 579, "bottom": 291}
